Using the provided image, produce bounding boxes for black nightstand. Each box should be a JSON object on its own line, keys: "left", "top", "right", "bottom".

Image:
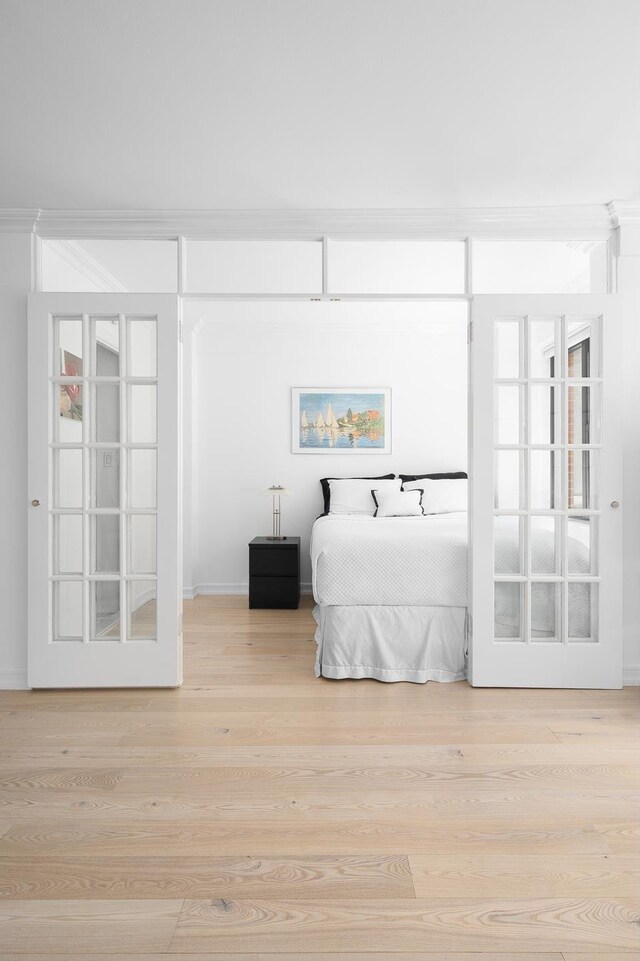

{"left": 249, "top": 537, "right": 301, "bottom": 609}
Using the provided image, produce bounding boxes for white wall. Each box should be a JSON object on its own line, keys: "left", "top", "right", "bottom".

{"left": 187, "top": 301, "right": 468, "bottom": 592}
{"left": 0, "top": 233, "right": 31, "bottom": 687}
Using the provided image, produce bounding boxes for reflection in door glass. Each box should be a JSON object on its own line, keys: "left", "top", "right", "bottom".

{"left": 56, "top": 318, "right": 83, "bottom": 375}
{"left": 531, "top": 582, "right": 561, "bottom": 641}
{"left": 91, "top": 449, "right": 120, "bottom": 508}
{"left": 129, "top": 319, "right": 157, "bottom": 377}
{"left": 91, "top": 581, "right": 120, "bottom": 640}
{"left": 494, "top": 582, "right": 524, "bottom": 640}
{"left": 494, "top": 320, "right": 520, "bottom": 379}
{"left": 128, "top": 580, "right": 157, "bottom": 640}
{"left": 54, "top": 581, "right": 83, "bottom": 639}
{"left": 94, "top": 384, "right": 120, "bottom": 442}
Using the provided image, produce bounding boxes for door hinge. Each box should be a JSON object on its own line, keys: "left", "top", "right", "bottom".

{"left": 467, "top": 321, "right": 473, "bottom": 343}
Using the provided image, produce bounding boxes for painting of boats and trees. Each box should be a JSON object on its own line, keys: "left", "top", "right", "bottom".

{"left": 292, "top": 389, "right": 391, "bottom": 452}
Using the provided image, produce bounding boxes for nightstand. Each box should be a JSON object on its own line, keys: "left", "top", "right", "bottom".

{"left": 249, "top": 537, "right": 301, "bottom": 609}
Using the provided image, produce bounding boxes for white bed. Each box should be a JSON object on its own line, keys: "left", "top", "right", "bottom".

{"left": 311, "top": 512, "right": 591, "bottom": 683}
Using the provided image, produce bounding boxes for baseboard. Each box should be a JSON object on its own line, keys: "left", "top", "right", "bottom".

{"left": 623, "top": 664, "right": 640, "bottom": 686}
{"left": 184, "top": 583, "right": 313, "bottom": 598}
{"left": 0, "top": 669, "right": 28, "bottom": 690}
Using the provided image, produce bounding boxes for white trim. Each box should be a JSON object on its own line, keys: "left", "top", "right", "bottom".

{"left": 0, "top": 669, "right": 28, "bottom": 690}
{"left": 608, "top": 201, "right": 640, "bottom": 228}
{"left": 185, "top": 583, "right": 313, "bottom": 597}
{"left": 623, "top": 664, "right": 640, "bottom": 686}
{"left": 0, "top": 209, "right": 39, "bottom": 232}
{"left": 0, "top": 205, "right": 619, "bottom": 240}
{"left": 44, "top": 240, "right": 128, "bottom": 292}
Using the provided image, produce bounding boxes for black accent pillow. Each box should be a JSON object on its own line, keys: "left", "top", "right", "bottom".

{"left": 400, "top": 471, "right": 467, "bottom": 486}
{"left": 320, "top": 474, "right": 396, "bottom": 514}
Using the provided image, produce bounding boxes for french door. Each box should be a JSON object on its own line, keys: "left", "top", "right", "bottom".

{"left": 470, "top": 295, "right": 623, "bottom": 688}
{"left": 28, "top": 294, "right": 182, "bottom": 687}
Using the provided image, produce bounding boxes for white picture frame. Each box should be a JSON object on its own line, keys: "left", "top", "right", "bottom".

{"left": 291, "top": 387, "right": 392, "bottom": 454}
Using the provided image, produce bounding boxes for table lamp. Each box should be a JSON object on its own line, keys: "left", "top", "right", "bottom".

{"left": 261, "top": 485, "right": 292, "bottom": 540}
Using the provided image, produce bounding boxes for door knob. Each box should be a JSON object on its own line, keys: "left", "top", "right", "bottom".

{"left": 610, "top": 500, "right": 620, "bottom": 509}
{"left": 31, "top": 499, "right": 40, "bottom": 507}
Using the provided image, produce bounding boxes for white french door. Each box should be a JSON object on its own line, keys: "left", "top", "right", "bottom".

{"left": 470, "top": 295, "right": 623, "bottom": 688}
{"left": 28, "top": 294, "right": 182, "bottom": 687}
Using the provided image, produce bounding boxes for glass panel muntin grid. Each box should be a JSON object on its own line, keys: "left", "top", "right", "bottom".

{"left": 50, "top": 312, "right": 158, "bottom": 643}
{"left": 493, "top": 314, "right": 601, "bottom": 644}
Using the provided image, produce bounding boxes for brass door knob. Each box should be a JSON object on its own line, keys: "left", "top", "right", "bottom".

{"left": 31, "top": 499, "right": 40, "bottom": 507}
{"left": 610, "top": 501, "right": 620, "bottom": 509}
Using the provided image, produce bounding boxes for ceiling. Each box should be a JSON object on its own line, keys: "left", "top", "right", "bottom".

{"left": 1, "top": 0, "right": 639, "bottom": 210}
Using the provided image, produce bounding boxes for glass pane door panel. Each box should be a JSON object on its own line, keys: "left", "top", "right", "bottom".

{"left": 54, "top": 449, "right": 83, "bottom": 508}
{"left": 57, "top": 384, "right": 84, "bottom": 439}
{"left": 55, "top": 515, "right": 83, "bottom": 574}
{"left": 128, "top": 319, "right": 157, "bottom": 376}
{"left": 494, "top": 320, "right": 520, "bottom": 379}
{"left": 495, "top": 450, "right": 523, "bottom": 509}
{"left": 529, "top": 384, "right": 559, "bottom": 445}
{"left": 529, "top": 318, "right": 557, "bottom": 378}
{"left": 530, "top": 449, "right": 561, "bottom": 510}
{"left": 94, "top": 384, "right": 120, "bottom": 442}
{"left": 128, "top": 580, "right": 157, "bottom": 639}
{"left": 91, "top": 515, "right": 120, "bottom": 573}
{"left": 568, "top": 318, "right": 599, "bottom": 378}
{"left": 494, "top": 582, "right": 524, "bottom": 640}
{"left": 54, "top": 581, "right": 83, "bottom": 640}
{"left": 567, "top": 384, "right": 600, "bottom": 445}
{"left": 568, "top": 449, "right": 599, "bottom": 510}
{"left": 93, "top": 318, "right": 120, "bottom": 375}
{"left": 91, "top": 449, "right": 120, "bottom": 508}
{"left": 531, "top": 582, "right": 562, "bottom": 641}
{"left": 57, "top": 318, "right": 83, "bottom": 375}
{"left": 130, "top": 515, "right": 157, "bottom": 574}
{"left": 530, "top": 515, "right": 561, "bottom": 574}
{"left": 129, "top": 450, "right": 157, "bottom": 509}
{"left": 568, "top": 582, "right": 597, "bottom": 640}
{"left": 91, "top": 581, "right": 120, "bottom": 640}
{"left": 129, "top": 385, "right": 157, "bottom": 443}
{"left": 495, "top": 385, "right": 521, "bottom": 444}
{"left": 494, "top": 516, "right": 524, "bottom": 574}
{"left": 568, "top": 516, "right": 597, "bottom": 574}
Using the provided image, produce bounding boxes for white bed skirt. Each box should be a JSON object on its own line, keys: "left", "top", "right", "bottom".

{"left": 313, "top": 604, "right": 467, "bottom": 683}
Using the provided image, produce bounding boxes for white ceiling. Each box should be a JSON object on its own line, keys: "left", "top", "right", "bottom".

{"left": 1, "top": 0, "right": 638, "bottom": 210}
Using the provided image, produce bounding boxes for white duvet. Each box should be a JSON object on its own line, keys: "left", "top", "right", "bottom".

{"left": 312, "top": 513, "right": 468, "bottom": 607}
{"left": 311, "top": 512, "right": 591, "bottom": 636}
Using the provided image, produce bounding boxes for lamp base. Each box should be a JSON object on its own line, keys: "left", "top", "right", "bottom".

{"left": 266, "top": 535, "right": 287, "bottom": 540}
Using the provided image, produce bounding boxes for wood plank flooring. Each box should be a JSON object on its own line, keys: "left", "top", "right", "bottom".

{"left": 0, "top": 594, "right": 638, "bottom": 959}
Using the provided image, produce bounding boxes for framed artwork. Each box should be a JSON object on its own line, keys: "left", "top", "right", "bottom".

{"left": 291, "top": 387, "right": 391, "bottom": 454}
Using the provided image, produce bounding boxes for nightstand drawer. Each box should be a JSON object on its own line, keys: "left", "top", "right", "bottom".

{"left": 249, "top": 576, "right": 299, "bottom": 609}
{"left": 250, "top": 547, "right": 298, "bottom": 578}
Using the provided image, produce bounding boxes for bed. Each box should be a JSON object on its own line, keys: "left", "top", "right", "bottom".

{"left": 311, "top": 511, "right": 591, "bottom": 683}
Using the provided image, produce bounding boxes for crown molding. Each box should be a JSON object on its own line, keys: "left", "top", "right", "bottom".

{"left": 0, "top": 204, "right": 617, "bottom": 240}
{"left": 0, "top": 208, "right": 39, "bottom": 232}
{"left": 608, "top": 200, "right": 640, "bottom": 227}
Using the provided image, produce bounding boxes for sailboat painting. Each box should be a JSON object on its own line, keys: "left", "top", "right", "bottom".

{"left": 291, "top": 388, "right": 391, "bottom": 453}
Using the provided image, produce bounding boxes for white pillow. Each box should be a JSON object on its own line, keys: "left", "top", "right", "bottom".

{"left": 372, "top": 487, "right": 424, "bottom": 517}
{"left": 328, "top": 477, "right": 401, "bottom": 515}
{"left": 403, "top": 477, "right": 467, "bottom": 514}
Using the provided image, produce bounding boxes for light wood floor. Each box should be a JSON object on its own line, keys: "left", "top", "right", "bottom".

{"left": 0, "top": 595, "right": 638, "bottom": 959}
